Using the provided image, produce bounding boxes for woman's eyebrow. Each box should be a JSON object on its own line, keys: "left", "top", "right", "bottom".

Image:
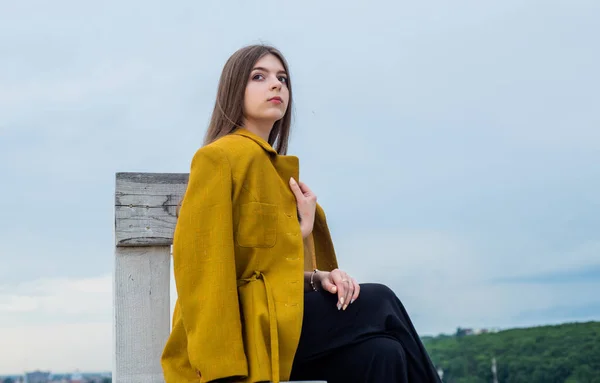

{"left": 251, "top": 66, "right": 287, "bottom": 75}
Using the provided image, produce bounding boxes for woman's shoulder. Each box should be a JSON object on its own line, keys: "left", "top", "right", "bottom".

{"left": 204, "top": 133, "right": 263, "bottom": 156}
{"left": 191, "top": 133, "right": 265, "bottom": 168}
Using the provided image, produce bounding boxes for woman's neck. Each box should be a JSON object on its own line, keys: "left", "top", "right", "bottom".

{"left": 242, "top": 119, "right": 273, "bottom": 142}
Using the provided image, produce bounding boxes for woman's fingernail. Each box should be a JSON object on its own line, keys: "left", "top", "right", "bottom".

{"left": 351, "top": 299, "right": 354, "bottom": 304}
{"left": 337, "top": 303, "right": 341, "bottom": 310}
{"left": 343, "top": 304, "right": 348, "bottom": 311}
{"left": 290, "top": 177, "right": 296, "bottom": 184}
{"left": 340, "top": 297, "right": 345, "bottom": 305}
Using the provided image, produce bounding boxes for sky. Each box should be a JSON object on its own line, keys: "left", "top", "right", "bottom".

{"left": 1, "top": 0, "right": 599, "bottom": 375}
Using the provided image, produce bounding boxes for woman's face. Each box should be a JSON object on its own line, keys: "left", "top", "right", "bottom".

{"left": 243, "top": 53, "right": 289, "bottom": 125}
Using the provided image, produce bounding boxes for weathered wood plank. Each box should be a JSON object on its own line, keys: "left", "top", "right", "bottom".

{"left": 115, "top": 206, "right": 179, "bottom": 246}
{"left": 114, "top": 246, "right": 171, "bottom": 383}
{"left": 115, "top": 173, "right": 189, "bottom": 247}
{"left": 115, "top": 172, "right": 190, "bottom": 196}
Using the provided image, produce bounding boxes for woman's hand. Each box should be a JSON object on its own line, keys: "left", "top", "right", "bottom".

{"left": 289, "top": 177, "right": 317, "bottom": 239}
{"left": 317, "top": 269, "right": 360, "bottom": 311}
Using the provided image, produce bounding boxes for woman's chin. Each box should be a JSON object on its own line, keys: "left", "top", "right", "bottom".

{"left": 262, "top": 111, "right": 286, "bottom": 122}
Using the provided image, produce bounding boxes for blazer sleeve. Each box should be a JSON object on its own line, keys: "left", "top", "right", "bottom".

{"left": 172, "top": 145, "right": 248, "bottom": 381}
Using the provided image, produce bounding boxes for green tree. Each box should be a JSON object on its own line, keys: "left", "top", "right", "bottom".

{"left": 422, "top": 321, "right": 600, "bottom": 383}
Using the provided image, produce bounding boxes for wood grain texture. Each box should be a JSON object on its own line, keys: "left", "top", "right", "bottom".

{"left": 115, "top": 173, "right": 189, "bottom": 247}
{"left": 114, "top": 246, "right": 171, "bottom": 383}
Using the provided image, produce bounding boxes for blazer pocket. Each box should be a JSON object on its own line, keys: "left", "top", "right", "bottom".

{"left": 236, "top": 202, "right": 278, "bottom": 248}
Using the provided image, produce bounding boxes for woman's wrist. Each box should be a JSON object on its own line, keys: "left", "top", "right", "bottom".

{"left": 310, "top": 269, "right": 324, "bottom": 291}
{"left": 304, "top": 270, "right": 324, "bottom": 292}
{"left": 300, "top": 223, "right": 313, "bottom": 239}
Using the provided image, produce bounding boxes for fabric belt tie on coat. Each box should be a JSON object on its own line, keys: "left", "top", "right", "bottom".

{"left": 237, "top": 271, "right": 280, "bottom": 383}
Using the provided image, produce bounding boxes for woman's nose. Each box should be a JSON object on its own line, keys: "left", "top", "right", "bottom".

{"left": 270, "top": 77, "right": 283, "bottom": 90}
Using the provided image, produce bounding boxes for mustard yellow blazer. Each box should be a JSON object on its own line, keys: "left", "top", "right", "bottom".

{"left": 161, "top": 128, "right": 339, "bottom": 383}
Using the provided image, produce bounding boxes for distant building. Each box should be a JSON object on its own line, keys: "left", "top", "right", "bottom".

{"left": 24, "top": 371, "right": 50, "bottom": 383}
{"left": 70, "top": 371, "right": 83, "bottom": 383}
{"left": 456, "top": 327, "right": 497, "bottom": 337}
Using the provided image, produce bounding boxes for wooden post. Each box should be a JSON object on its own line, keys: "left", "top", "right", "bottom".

{"left": 113, "top": 172, "right": 325, "bottom": 383}
{"left": 114, "top": 173, "right": 188, "bottom": 383}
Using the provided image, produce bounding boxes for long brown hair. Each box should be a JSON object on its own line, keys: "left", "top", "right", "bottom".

{"left": 203, "top": 44, "right": 293, "bottom": 154}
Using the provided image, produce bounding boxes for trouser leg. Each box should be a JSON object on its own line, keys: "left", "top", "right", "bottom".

{"left": 291, "top": 283, "right": 441, "bottom": 382}
{"left": 291, "top": 336, "right": 409, "bottom": 383}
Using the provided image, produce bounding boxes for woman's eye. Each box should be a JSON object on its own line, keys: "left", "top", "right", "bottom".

{"left": 278, "top": 76, "right": 288, "bottom": 84}
{"left": 252, "top": 74, "right": 265, "bottom": 80}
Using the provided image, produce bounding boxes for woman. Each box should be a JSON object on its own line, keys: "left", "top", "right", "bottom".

{"left": 161, "top": 44, "right": 441, "bottom": 383}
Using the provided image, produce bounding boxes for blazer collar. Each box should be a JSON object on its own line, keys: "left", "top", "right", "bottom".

{"left": 232, "top": 128, "right": 278, "bottom": 155}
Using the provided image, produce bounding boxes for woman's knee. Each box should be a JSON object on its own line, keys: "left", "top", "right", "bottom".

{"left": 374, "top": 336, "right": 406, "bottom": 359}
{"left": 360, "top": 282, "right": 398, "bottom": 302}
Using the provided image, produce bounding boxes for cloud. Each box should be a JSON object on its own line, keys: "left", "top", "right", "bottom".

{"left": 0, "top": 61, "right": 150, "bottom": 109}
{"left": 0, "top": 275, "right": 111, "bottom": 325}
{"left": 0, "top": 275, "right": 112, "bottom": 374}
{"left": 0, "top": 322, "right": 111, "bottom": 374}
{"left": 515, "top": 301, "right": 600, "bottom": 324}
{"left": 494, "top": 266, "right": 600, "bottom": 285}
{"left": 331, "top": 229, "right": 600, "bottom": 335}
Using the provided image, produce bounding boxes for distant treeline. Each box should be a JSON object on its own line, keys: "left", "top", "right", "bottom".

{"left": 422, "top": 321, "right": 600, "bottom": 383}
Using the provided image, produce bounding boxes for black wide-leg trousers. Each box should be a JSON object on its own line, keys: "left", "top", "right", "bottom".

{"left": 289, "top": 283, "right": 442, "bottom": 383}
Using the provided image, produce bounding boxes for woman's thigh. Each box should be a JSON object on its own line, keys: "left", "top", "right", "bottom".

{"left": 293, "top": 283, "right": 441, "bottom": 382}
{"left": 294, "top": 283, "right": 405, "bottom": 360}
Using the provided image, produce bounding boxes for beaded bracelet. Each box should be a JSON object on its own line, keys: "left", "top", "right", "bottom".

{"left": 310, "top": 268, "right": 319, "bottom": 291}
